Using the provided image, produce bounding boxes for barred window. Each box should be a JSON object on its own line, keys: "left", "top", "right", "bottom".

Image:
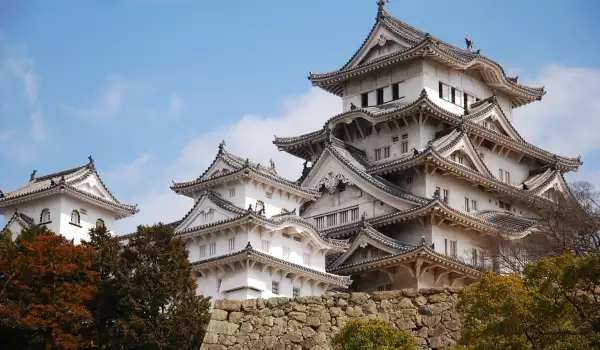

{"left": 293, "top": 287, "right": 300, "bottom": 298}
{"left": 272, "top": 281, "right": 280, "bottom": 295}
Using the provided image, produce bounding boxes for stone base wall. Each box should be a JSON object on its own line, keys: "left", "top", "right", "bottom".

{"left": 201, "top": 287, "right": 462, "bottom": 350}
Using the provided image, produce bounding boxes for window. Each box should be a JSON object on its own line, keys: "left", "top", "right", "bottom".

{"left": 451, "top": 154, "right": 456, "bottom": 161}
{"left": 315, "top": 217, "right": 325, "bottom": 229}
{"left": 40, "top": 208, "right": 51, "bottom": 223}
{"left": 376, "top": 88, "right": 384, "bottom": 105}
{"left": 465, "top": 197, "right": 470, "bottom": 212}
{"left": 454, "top": 89, "right": 464, "bottom": 107}
{"left": 217, "top": 279, "right": 222, "bottom": 292}
{"left": 443, "top": 189, "right": 449, "bottom": 203}
{"left": 340, "top": 211, "right": 348, "bottom": 223}
{"left": 209, "top": 242, "right": 216, "bottom": 255}
{"left": 228, "top": 237, "right": 235, "bottom": 251}
{"left": 402, "top": 133, "right": 408, "bottom": 140}
{"left": 498, "top": 169, "right": 504, "bottom": 182}
{"left": 479, "top": 250, "right": 486, "bottom": 267}
{"left": 229, "top": 188, "right": 235, "bottom": 197}
{"left": 392, "top": 83, "right": 400, "bottom": 100}
{"left": 439, "top": 82, "right": 450, "bottom": 101}
{"left": 303, "top": 253, "right": 311, "bottom": 265}
{"left": 262, "top": 240, "right": 270, "bottom": 252}
{"left": 505, "top": 171, "right": 511, "bottom": 185}
{"left": 392, "top": 136, "right": 399, "bottom": 143}
{"left": 375, "top": 149, "right": 382, "bottom": 161}
{"left": 377, "top": 284, "right": 392, "bottom": 291}
{"left": 293, "top": 287, "right": 300, "bottom": 298}
{"left": 458, "top": 156, "right": 464, "bottom": 165}
{"left": 499, "top": 201, "right": 511, "bottom": 211}
{"left": 70, "top": 210, "right": 80, "bottom": 226}
{"left": 401, "top": 141, "right": 408, "bottom": 153}
{"left": 445, "top": 239, "right": 457, "bottom": 259}
{"left": 283, "top": 247, "right": 290, "bottom": 258}
{"left": 471, "top": 199, "right": 478, "bottom": 211}
{"left": 465, "top": 93, "right": 476, "bottom": 108}
{"left": 272, "top": 281, "right": 280, "bottom": 295}
{"left": 199, "top": 245, "right": 206, "bottom": 258}
{"left": 326, "top": 213, "right": 337, "bottom": 226}
{"left": 361, "top": 93, "right": 368, "bottom": 107}
{"left": 406, "top": 176, "right": 413, "bottom": 185}
{"left": 472, "top": 248, "right": 478, "bottom": 266}
{"left": 350, "top": 208, "right": 359, "bottom": 221}
{"left": 96, "top": 218, "right": 105, "bottom": 228}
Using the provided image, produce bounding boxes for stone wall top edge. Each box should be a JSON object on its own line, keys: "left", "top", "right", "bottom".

{"left": 212, "top": 287, "right": 461, "bottom": 312}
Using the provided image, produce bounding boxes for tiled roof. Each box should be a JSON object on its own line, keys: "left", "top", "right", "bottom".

{"left": 191, "top": 242, "right": 351, "bottom": 287}
{"left": 274, "top": 92, "right": 582, "bottom": 171}
{"left": 171, "top": 145, "right": 319, "bottom": 197}
{"left": 0, "top": 159, "right": 137, "bottom": 216}
{"left": 309, "top": 6, "right": 545, "bottom": 107}
{"left": 320, "top": 198, "right": 538, "bottom": 240}
{"left": 306, "top": 140, "right": 429, "bottom": 205}
{"left": 327, "top": 241, "right": 482, "bottom": 276}
{"left": 176, "top": 190, "right": 247, "bottom": 228}
{"left": 2, "top": 211, "right": 35, "bottom": 232}
{"left": 176, "top": 210, "right": 350, "bottom": 250}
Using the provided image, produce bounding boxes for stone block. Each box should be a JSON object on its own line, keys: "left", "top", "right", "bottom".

{"left": 211, "top": 309, "right": 229, "bottom": 321}
{"left": 215, "top": 299, "right": 242, "bottom": 312}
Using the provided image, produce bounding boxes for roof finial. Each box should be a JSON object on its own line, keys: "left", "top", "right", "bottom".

{"left": 377, "top": 0, "right": 388, "bottom": 18}
{"left": 29, "top": 169, "right": 37, "bottom": 182}
{"left": 420, "top": 88, "right": 427, "bottom": 98}
{"left": 420, "top": 236, "right": 427, "bottom": 246}
{"left": 412, "top": 148, "right": 419, "bottom": 156}
{"left": 88, "top": 155, "right": 94, "bottom": 165}
{"left": 244, "top": 158, "right": 250, "bottom": 167}
{"left": 0, "top": 190, "right": 4, "bottom": 198}
{"left": 218, "top": 140, "right": 226, "bottom": 154}
{"left": 325, "top": 127, "right": 333, "bottom": 144}
{"left": 350, "top": 102, "right": 357, "bottom": 111}
{"left": 577, "top": 155, "right": 581, "bottom": 162}
{"left": 465, "top": 33, "right": 473, "bottom": 51}
{"left": 433, "top": 187, "right": 440, "bottom": 199}
{"left": 269, "top": 158, "right": 276, "bottom": 171}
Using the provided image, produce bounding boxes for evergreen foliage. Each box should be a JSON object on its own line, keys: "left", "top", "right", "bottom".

{"left": 331, "top": 319, "right": 417, "bottom": 350}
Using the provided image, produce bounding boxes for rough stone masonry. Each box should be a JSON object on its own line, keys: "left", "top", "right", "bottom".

{"left": 200, "top": 287, "right": 462, "bottom": 350}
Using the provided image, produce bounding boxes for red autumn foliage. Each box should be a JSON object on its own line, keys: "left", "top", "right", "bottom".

{"left": 0, "top": 228, "right": 98, "bottom": 349}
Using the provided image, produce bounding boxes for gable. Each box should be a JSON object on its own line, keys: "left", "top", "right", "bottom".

{"left": 175, "top": 196, "right": 239, "bottom": 232}
{"left": 481, "top": 118, "right": 509, "bottom": 137}
{"left": 436, "top": 133, "right": 491, "bottom": 177}
{"left": 302, "top": 149, "right": 418, "bottom": 211}
{"left": 6, "top": 219, "right": 27, "bottom": 240}
{"left": 345, "top": 245, "right": 391, "bottom": 266}
{"left": 449, "top": 151, "right": 477, "bottom": 171}
{"left": 73, "top": 174, "right": 114, "bottom": 202}
{"left": 200, "top": 158, "right": 237, "bottom": 181}
{"left": 469, "top": 105, "right": 523, "bottom": 142}
{"left": 346, "top": 25, "right": 412, "bottom": 70}
{"left": 327, "top": 229, "right": 400, "bottom": 270}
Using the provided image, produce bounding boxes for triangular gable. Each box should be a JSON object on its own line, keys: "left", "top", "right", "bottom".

{"left": 345, "top": 19, "right": 415, "bottom": 70}
{"left": 535, "top": 172, "right": 571, "bottom": 199}
{"left": 328, "top": 226, "right": 404, "bottom": 269}
{"left": 302, "top": 147, "right": 421, "bottom": 210}
{"left": 175, "top": 194, "right": 241, "bottom": 232}
{"left": 435, "top": 131, "right": 492, "bottom": 177}
{"left": 199, "top": 158, "right": 238, "bottom": 181}
{"left": 4, "top": 216, "right": 31, "bottom": 240}
{"left": 74, "top": 173, "right": 115, "bottom": 202}
{"left": 468, "top": 104, "right": 524, "bottom": 142}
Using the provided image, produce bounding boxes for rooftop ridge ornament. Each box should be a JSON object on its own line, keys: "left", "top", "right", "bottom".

{"left": 218, "top": 140, "right": 226, "bottom": 154}
{"left": 420, "top": 88, "right": 428, "bottom": 98}
{"left": 420, "top": 236, "right": 428, "bottom": 246}
{"left": 0, "top": 190, "right": 3, "bottom": 198}
{"left": 244, "top": 158, "right": 250, "bottom": 167}
{"left": 465, "top": 33, "right": 474, "bottom": 51}
{"left": 433, "top": 187, "right": 441, "bottom": 199}
{"left": 88, "top": 155, "right": 95, "bottom": 168}
{"left": 269, "top": 158, "right": 276, "bottom": 171}
{"left": 377, "top": 0, "right": 389, "bottom": 19}
{"left": 29, "top": 169, "right": 37, "bottom": 182}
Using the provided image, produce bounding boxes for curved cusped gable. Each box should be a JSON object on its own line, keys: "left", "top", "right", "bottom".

{"left": 302, "top": 145, "right": 424, "bottom": 210}
{"left": 434, "top": 129, "right": 492, "bottom": 177}
{"left": 175, "top": 193, "right": 243, "bottom": 233}
{"left": 467, "top": 102, "right": 524, "bottom": 142}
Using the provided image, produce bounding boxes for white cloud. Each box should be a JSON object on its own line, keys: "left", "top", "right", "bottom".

{"left": 5, "top": 56, "right": 39, "bottom": 106}
{"left": 514, "top": 65, "right": 600, "bottom": 157}
{"left": 169, "top": 94, "right": 183, "bottom": 117}
{"left": 103, "top": 153, "right": 151, "bottom": 187}
{"left": 64, "top": 75, "right": 130, "bottom": 120}
{"left": 114, "top": 88, "right": 341, "bottom": 233}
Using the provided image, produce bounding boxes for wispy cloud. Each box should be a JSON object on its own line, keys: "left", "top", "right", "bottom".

{"left": 64, "top": 75, "right": 130, "bottom": 120}
{"left": 30, "top": 109, "right": 46, "bottom": 142}
{"left": 113, "top": 87, "right": 341, "bottom": 233}
{"left": 168, "top": 94, "right": 183, "bottom": 117}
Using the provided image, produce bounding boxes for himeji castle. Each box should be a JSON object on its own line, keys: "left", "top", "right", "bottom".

{"left": 1, "top": 2, "right": 583, "bottom": 302}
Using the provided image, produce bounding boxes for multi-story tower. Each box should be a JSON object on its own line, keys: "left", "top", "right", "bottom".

{"left": 0, "top": 157, "right": 138, "bottom": 242}
{"left": 273, "top": 2, "right": 582, "bottom": 291}
{"left": 168, "top": 142, "right": 351, "bottom": 303}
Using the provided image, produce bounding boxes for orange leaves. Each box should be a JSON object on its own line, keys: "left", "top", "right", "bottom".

{"left": 0, "top": 229, "right": 98, "bottom": 349}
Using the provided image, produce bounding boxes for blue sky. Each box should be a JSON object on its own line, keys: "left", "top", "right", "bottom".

{"left": 1, "top": 0, "right": 599, "bottom": 232}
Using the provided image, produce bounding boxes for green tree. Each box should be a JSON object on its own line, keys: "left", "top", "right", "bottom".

{"left": 332, "top": 319, "right": 417, "bottom": 350}
{"left": 84, "top": 223, "right": 211, "bottom": 350}
{"left": 0, "top": 226, "right": 98, "bottom": 349}
{"left": 457, "top": 253, "right": 600, "bottom": 350}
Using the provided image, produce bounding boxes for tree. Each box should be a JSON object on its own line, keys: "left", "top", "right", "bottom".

{"left": 457, "top": 253, "right": 600, "bottom": 350}
{"left": 491, "top": 180, "right": 600, "bottom": 275}
{"left": 332, "top": 319, "right": 417, "bottom": 350}
{"left": 84, "top": 223, "right": 211, "bottom": 350}
{"left": 0, "top": 226, "right": 98, "bottom": 349}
